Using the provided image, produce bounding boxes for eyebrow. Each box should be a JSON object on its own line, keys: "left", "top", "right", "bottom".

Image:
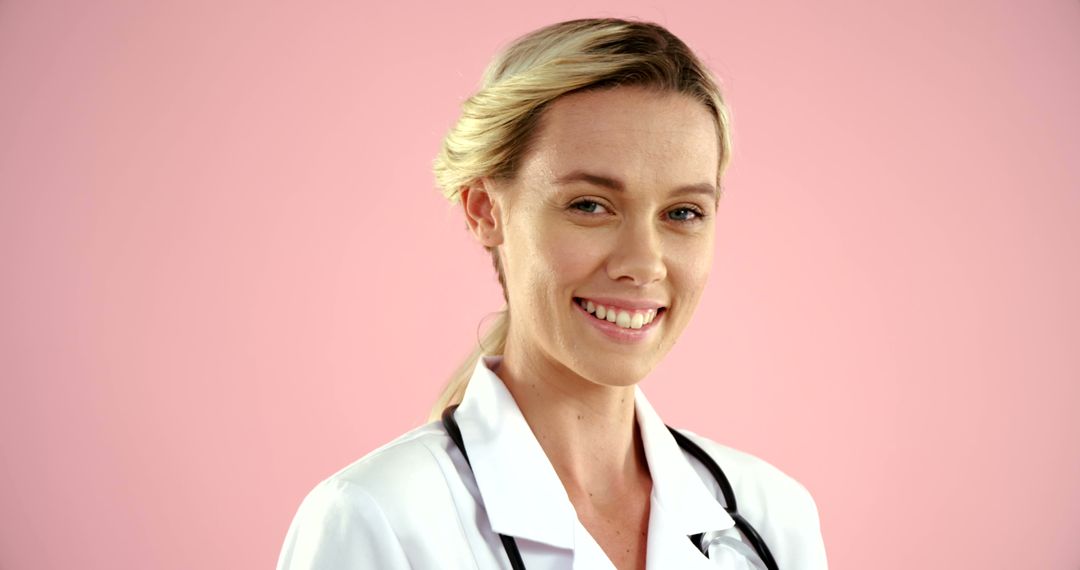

{"left": 553, "top": 170, "right": 719, "bottom": 202}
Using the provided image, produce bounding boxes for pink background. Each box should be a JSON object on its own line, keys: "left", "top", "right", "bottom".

{"left": 1, "top": 0, "right": 1078, "bottom": 568}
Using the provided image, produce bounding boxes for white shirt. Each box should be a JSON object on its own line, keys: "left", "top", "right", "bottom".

{"left": 277, "top": 355, "right": 828, "bottom": 569}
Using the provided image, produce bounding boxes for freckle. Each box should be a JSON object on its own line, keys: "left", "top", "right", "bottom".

{"left": 577, "top": 414, "right": 583, "bottom": 420}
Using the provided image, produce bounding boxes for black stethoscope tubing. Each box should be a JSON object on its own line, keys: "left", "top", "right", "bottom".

{"left": 442, "top": 405, "right": 779, "bottom": 570}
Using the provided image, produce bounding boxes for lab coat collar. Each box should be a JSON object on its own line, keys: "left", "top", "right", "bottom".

{"left": 634, "top": 385, "right": 736, "bottom": 537}
{"left": 454, "top": 355, "right": 577, "bottom": 548}
{"left": 453, "top": 355, "right": 735, "bottom": 553}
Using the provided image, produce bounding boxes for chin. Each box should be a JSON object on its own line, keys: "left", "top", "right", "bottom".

{"left": 574, "top": 357, "right": 655, "bottom": 388}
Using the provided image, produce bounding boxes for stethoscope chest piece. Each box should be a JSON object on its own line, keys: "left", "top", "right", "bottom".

{"left": 699, "top": 531, "right": 770, "bottom": 569}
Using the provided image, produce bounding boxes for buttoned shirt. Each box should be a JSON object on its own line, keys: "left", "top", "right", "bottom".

{"left": 277, "top": 355, "right": 828, "bottom": 569}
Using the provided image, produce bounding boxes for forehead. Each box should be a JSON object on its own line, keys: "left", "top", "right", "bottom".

{"left": 522, "top": 87, "right": 720, "bottom": 189}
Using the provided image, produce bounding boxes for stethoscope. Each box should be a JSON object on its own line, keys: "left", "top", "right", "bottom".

{"left": 442, "top": 405, "right": 779, "bottom": 570}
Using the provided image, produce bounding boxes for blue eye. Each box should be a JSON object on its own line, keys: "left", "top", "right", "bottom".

{"left": 668, "top": 207, "right": 706, "bottom": 222}
{"left": 570, "top": 199, "right": 609, "bottom": 214}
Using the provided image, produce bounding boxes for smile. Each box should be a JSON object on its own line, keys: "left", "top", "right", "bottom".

{"left": 573, "top": 297, "right": 667, "bottom": 332}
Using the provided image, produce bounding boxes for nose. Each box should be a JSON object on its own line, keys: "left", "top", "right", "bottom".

{"left": 606, "top": 218, "right": 667, "bottom": 286}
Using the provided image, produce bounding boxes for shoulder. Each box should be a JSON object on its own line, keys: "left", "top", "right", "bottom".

{"left": 322, "top": 421, "right": 456, "bottom": 500}
{"left": 674, "top": 428, "right": 829, "bottom": 570}
{"left": 301, "top": 421, "right": 466, "bottom": 526}
{"left": 675, "top": 428, "right": 817, "bottom": 514}
{"left": 277, "top": 422, "right": 468, "bottom": 569}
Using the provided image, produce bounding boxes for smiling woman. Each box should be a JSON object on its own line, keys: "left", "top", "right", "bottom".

{"left": 277, "top": 18, "right": 827, "bottom": 570}
{"left": 458, "top": 86, "right": 720, "bottom": 393}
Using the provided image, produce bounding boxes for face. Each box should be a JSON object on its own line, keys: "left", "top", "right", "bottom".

{"left": 466, "top": 86, "right": 720, "bottom": 388}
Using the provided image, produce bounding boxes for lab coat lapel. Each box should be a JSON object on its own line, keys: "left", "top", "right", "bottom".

{"left": 453, "top": 356, "right": 740, "bottom": 568}
{"left": 646, "top": 499, "right": 730, "bottom": 569}
{"left": 453, "top": 355, "right": 577, "bottom": 550}
{"left": 635, "top": 388, "right": 738, "bottom": 569}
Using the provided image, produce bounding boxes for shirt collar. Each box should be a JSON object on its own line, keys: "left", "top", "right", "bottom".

{"left": 453, "top": 355, "right": 735, "bottom": 551}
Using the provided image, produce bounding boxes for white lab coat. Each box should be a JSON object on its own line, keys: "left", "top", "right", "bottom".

{"left": 277, "top": 355, "right": 828, "bottom": 569}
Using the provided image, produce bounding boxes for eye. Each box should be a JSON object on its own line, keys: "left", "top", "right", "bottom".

{"left": 569, "top": 199, "right": 611, "bottom": 215}
{"left": 667, "top": 206, "right": 707, "bottom": 223}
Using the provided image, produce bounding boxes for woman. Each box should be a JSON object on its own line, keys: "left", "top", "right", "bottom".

{"left": 277, "top": 18, "right": 827, "bottom": 570}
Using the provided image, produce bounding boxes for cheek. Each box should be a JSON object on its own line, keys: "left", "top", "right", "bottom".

{"left": 670, "top": 236, "right": 715, "bottom": 299}
{"left": 502, "top": 212, "right": 600, "bottom": 302}
{"left": 533, "top": 226, "right": 600, "bottom": 292}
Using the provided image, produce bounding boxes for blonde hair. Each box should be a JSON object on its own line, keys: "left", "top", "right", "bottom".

{"left": 428, "top": 18, "right": 733, "bottom": 421}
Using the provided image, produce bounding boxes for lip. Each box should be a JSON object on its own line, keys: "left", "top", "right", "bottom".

{"left": 574, "top": 296, "right": 667, "bottom": 311}
{"left": 572, "top": 298, "right": 665, "bottom": 344}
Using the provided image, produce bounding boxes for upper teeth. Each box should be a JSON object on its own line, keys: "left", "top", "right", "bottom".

{"left": 580, "top": 299, "right": 658, "bottom": 330}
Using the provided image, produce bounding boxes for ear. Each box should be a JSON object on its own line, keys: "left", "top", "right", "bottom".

{"left": 459, "top": 179, "right": 504, "bottom": 248}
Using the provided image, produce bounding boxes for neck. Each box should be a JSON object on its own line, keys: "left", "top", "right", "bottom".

{"left": 496, "top": 340, "right": 651, "bottom": 507}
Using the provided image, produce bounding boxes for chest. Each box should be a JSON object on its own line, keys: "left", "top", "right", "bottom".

{"left": 574, "top": 493, "right": 652, "bottom": 570}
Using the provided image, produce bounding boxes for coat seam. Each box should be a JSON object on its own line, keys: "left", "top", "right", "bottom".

{"left": 337, "top": 480, "right": 413, "bottom": 567}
